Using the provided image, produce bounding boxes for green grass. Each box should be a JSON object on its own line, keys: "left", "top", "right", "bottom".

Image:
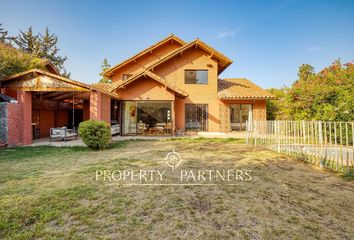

{"left": 0, "top": 138, "right": 353, "bottom": 239}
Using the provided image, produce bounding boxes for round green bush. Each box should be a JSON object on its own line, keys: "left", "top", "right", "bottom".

{"left": 78, "top": 120, "right": 111, "bottom": 150}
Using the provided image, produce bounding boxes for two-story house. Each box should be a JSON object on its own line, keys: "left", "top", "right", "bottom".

{"left": 97, "top": 35, "right": 274, "bottom": 135}
{"left": 0, "top": 35, "right": 274, "bottom": 146}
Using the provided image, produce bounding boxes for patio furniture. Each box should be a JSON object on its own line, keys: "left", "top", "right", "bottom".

{"left": 111, "top": 124, "right": 120, "bottom": 135}
{"left": 111, "top": 121, "right": 120, "bottom": 135}
{"left": 50, "top": 127, "right": 78, "bottom": 142}
{"left": 138, "top": 122, "right": 148, "bottom": 135}
{"left": 165, "top": 123, "right": 172, "bottom": 134}
{"left": 156, "top": 123, "right": 166, "bottom": 135}
{"left": 175, "top": 129, "right": 185, "bottom": 136}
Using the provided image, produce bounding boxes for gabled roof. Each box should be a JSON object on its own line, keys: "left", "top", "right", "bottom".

{"left": 2, "top": 69, "right": 119, "bottom": 99}
{"left": 41, "top": 60, "right": 61, "bottom": 76}
{"left": 108, "top": 70, "right": 188, "bottom": 98}
{"left": 104, "top": 34, "right": 186, "bottom": 76}
{"left": 218, "top": 78, "right": 275, "bottom": 100}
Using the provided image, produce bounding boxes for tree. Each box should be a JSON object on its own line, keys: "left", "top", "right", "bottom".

{"left": 0, "top": 42, "right": 44, "bottom": 80}
{"left": 38, "top": 27, "right": 68, "bottom": 73}
{"left": 267, "top": 60, "right": 354, "bottom": 122}
{"left": 0, "top": 23, "right": 17, "bottom": 44}
{"left": 14, "top": 26, "right": 40, "bottom": 55}
{"left": 98, "top": 58, "right": 112, "bottom": 83}
{"left": 14, "top": 26, "right": 69, "bottom": 77}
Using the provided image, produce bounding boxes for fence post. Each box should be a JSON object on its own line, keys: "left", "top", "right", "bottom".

{"left": 318, "top": 121, "right": 324, "bottom": 167}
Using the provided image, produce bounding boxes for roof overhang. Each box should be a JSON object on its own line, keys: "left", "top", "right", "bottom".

{"left": 104, "top": 35, "right": 186, "bottom": 77}
{"left": 112, "top": 70, "right": 188, "bottom": 98}
{"left": 1, "top": 69, "right": 119, "bottom": 99}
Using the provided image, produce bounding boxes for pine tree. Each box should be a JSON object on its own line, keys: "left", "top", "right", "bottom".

{"left": 14, "top": 26, "right": 40, "bottom": 55}
{"left": 14, "top": 26, "right": 69, "bottom": 76}
{"left": 39, "top": 27, "right": 67, "bottom": 73}
{"left": 98, "top": 58, "right": 112, "bottom": 83}
{"left": 0, "top": 23, "right": 15, "bottom": 44}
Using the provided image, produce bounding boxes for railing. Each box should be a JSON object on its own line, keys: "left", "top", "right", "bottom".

{"left": 246, "top": 120, "right": 354, "bottom": 174}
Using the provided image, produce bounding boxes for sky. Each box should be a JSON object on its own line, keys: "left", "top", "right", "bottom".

{"left": 1, "top": 0, "right": 353, "bottom": 88}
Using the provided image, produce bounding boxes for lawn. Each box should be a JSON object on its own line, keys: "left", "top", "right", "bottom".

{"left": 0, "top": 138, "right": 353, "bottom": 239}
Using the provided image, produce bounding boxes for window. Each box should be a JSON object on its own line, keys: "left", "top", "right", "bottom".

{"left": 185, "top": 70, "right": 208, "bottom": 84}
{"left": 185, "top": 104, "right": 208, "bottom": 131}
{"left": 122, "top": 74, "right": 132, "bottom": 80}
{"left": 230, "top": 104, "right": 252, "bottom": 131}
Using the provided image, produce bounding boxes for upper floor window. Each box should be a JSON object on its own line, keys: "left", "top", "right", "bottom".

{"left": 122, "top": 74, "right": 132, "bottom": 80}
{"left": 185, "top": 70, "right": 208, "bottom": 84}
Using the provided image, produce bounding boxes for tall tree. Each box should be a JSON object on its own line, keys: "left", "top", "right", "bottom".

{"left": 38, "top": 27, "right": 67, "bottom": 73}
{"left": 14, "top": 26, "right": 40, "bottom": 55}
{"left": 14, "top": 26, "right": 69, "bottom": 77}
{"left": 98, "top": 58, "right": 112, "bottom": 83}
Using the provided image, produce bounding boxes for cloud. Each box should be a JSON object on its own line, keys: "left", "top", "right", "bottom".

{"left": 216, "top": 28, "right": 241, "bottom": 39}
{"left": 306, "top": 47, "right": 321, "bottom": 51}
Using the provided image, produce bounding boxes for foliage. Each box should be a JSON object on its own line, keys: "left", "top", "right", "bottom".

{"left": 14, "top": 26, "right": 69, "bottom": 76}
{"left": 267, "top": 60, "right": 354, "bottom": 121}
{"left": 0, "top": 42, "right": 44, "bottom": 80}
{"left": 98, "top": 58, "right": 112, "bottom": 83}
{"left": 0, "top": 23, "right": 15, "bottom": 44}
{"left": 78, "top": 120, "right": 111, "bottom": 150}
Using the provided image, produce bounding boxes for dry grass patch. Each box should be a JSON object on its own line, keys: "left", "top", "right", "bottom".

{"left": 0, "top": 138, "right": 353, "bottom": 239}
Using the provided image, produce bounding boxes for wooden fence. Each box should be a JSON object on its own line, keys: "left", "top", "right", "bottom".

{"left": 246, "top": 120, "right": 354, "bottom": 174}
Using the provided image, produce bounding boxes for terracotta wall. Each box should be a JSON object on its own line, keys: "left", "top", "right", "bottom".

{"left": 7, "top": 103, "right": 22, "bottom": 147}
{"left": 154, "top": 48, "right": 220, "bottom": 131}
{"left": 90, "top": 91, "right": 111, "bottom": 123}
{"left": 117, "top": 77, "right": 175, "bottom": 101}
{"left": 16, "top": 91, "right": 32, "bottom": 145}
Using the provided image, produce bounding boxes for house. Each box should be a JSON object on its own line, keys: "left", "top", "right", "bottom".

{"left": 98, "top": 35, "right": 274, "bottom": 135}
{"left": 0, "top": 35, "right": 274, "bottom": 146}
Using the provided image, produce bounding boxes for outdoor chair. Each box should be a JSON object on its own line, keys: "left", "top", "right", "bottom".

{"left": 50, "top": 127, "right": 78, "bottom": 142}
{"left": 111, "top": 121, "right": 120, "bottom": 135}
{"left": 138, "top": 123, "right": 147, "bottom": 135}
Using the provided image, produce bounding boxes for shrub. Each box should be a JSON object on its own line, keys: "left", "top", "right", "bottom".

{"left": 78, "top": 120, "right": 111, "bottom": 150}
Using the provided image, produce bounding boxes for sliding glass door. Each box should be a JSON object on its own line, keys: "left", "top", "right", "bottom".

{"left": 122, "top": 101, "right": 137, "bottom": 135}
{"left": 230, "top": 104, "right": 252, "bottom": 131}
{"left": 122, "top": 101, "right": 172, "bottom": 135}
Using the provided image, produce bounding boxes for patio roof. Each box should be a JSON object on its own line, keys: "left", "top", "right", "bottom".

{"left": 218, "top": 78, "right": 276, "bottom": 100}
{"left": 1, "top": 69, "right": 119, "bottom": 99}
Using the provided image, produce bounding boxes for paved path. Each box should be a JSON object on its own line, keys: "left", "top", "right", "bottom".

{"left": 29, "top": 132, "right": 246, "bottom": 147}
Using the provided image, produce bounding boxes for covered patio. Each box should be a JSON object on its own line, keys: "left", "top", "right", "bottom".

{"left": 0, "top": 69, "right": 119, "bottom": 146}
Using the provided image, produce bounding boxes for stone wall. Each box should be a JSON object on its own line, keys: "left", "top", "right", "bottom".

{"left": 0, "top": 103, "right": 8, "bottom": 143}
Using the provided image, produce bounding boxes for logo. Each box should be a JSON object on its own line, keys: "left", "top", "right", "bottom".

{"left": 165, "top": 149, "right": 182, "bottom": 170}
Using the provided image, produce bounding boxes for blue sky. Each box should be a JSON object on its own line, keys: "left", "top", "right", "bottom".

{"left": 1, "top": 0, "right": 353, "bottom": 88}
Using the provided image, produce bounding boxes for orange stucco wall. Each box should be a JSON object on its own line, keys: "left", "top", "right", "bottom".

{"left": 117, "top": 77, "right": 175, "bottom": 101}
{"left": 154, "top": 48, "right": 221, "bottom": 131}
{"left": 7, "top": 103, "right": 22, "bottom": 147}
{"left": 16, "top": 91, "right": 32, "bottom": 145}
{"left": 90, "top": 91, "right": 111, "bottom": 123}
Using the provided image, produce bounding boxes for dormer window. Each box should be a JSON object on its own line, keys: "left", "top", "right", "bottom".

{"left": 122, "top": 74, "right": 132, "bottom": 80}
{"left": 185, "top": 70, "right": 208, "bottom": 84}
